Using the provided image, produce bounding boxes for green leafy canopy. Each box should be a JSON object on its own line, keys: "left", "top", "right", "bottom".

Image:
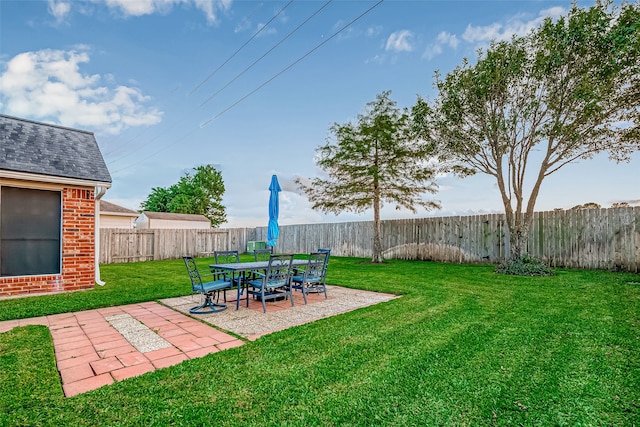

{"left": 140, "top": 164, "right": 227, "bottom": 227}
{"left": 299, "top": 91, "right": 442, "bottom": 262}
{"left": 412, "top": 0, "right": 640, "bottom": 259}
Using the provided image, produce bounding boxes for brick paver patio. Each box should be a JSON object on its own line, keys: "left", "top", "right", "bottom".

{"left": 0, "top": 286, "right": 398, "bottom": 397}
{"left": 0, "top": 302, "right": 243, "bottom": 397}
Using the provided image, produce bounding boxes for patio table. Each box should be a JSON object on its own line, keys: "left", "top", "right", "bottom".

{"left": 209, "top": 259, "right": 308, "bottom": 310}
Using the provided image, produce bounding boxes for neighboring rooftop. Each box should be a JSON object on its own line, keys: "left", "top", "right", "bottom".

{"left": 0, "top": 114, "right": 112, "bottom": 184}
{"left": 100, "top": 200, "right": 139, "bottom": 216}
{"left": 141, "top": 211, "right": 210, "bottom": 222}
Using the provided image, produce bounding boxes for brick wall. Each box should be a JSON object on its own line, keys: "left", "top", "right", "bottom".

{"left": 0, "top": 186, "right": 96, "bottom": 297}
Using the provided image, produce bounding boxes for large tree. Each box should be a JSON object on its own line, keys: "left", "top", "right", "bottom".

{"left": 298, "top": 91, "right": 440, "bottom": 263}
{"left": 412, "top": 0, "right": 640, "bottom": 260}
{"left": 140, "top": 164, "right": 227, "bottom": 227}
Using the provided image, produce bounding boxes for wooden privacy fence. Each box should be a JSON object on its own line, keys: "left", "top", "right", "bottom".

{"left": 99, "top": 228, "right": 256, "bottom": 264}
{"left": 255, "top": 207, "right": 640, "bottom": 272}
{"left": 101, "top": 207, "right": 640, "bottom": 272}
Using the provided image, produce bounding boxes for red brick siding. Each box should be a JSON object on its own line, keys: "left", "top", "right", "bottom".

{"left": 0, "top": 186, "right": 96, "bottom": 297}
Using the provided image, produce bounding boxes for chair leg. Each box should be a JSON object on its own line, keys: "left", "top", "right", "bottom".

{"left": 190, "top": 291, "right": 227, "bottom": 314}
{"left": 292, "top": 281, "right": 307, "bottom": 304}
{"left": 309, "top": 282, "right": 327, "bottom": 299}
{"left": 261, "top": 288, "right": 267, "bottom": 313}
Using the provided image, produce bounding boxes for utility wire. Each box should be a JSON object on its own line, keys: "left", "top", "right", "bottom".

{"left": 187, "top": 0, "right": 295, "bottom": 97}
{"left": 199, "top": 0, "right": 333, "bottom": 108}
{"left": 108, "top": 0, "right": 384, "bottom": 173}
{"left": 108, "top": 125, "right": 201, "bottom": 175}
{"left": 108, "top": 1, "right": 298, "bottom": 168}
{"left": 200, "top": 0, "right": 385, "bottom": 127}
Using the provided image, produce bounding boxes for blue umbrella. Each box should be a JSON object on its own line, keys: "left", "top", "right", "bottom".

{"left": 266, "top": 175, "right": 281, "bottom": 247}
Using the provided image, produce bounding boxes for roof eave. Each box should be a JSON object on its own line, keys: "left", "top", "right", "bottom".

{"left": 102, "top": 212, "right": 139, "bottom": 217}
{"left": 0, "top": 170, "right": 112, "bottom": 188}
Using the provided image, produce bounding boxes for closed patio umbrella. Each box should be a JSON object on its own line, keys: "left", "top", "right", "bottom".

{"left": 266, "top": 175, "right": 281, "bottom": 247}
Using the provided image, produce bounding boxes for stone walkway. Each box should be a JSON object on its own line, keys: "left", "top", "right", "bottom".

{"left": 0, "top": 286, "right": 397, "bottom": 397}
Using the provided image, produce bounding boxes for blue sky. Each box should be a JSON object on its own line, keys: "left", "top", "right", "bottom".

{"left": 1, "top": 0, "right": 638, "bottom": 228}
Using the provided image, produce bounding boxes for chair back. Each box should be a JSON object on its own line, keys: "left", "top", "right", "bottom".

{"left": 263, "top": 254, "right": 294, "bottom": 288}
{"left": 317, "top": 248, "right": 331, "bottom": 267}
{"left": 214, "top": 250, "right": 240, "bottom": 264}
{"left": 253, "top": 247, "right": 273, "bottom": 262}
{"left": 183, "top": 256, "right": 203, "bottom": 292}
{"left": 305, "top": 252, "right": 328, "bottom": 282}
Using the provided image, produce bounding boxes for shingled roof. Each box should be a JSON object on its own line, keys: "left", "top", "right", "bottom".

{"left": 141, "top": 211, "right": 210, "bottom": 222}
{"left": 100, "top": 200, "right": 139, "bottom": 216}
{"left": 0, "top": 114, "right": 112, "bottom": 184}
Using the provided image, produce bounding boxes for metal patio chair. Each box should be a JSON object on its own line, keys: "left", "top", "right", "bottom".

{"left": 246, "top": 253, "right": 294, "bottom": 313}
{"left": 183, "top": 256, "right": 232, "bottom": 314}
{"left": 253, "top": 247, "right": 273, "bottom": 262}
{"left": 213, "top": 250, "right": 244, "bottom": 308}
{"left": 317, "top": 248, "right": 331, "bottom": 268}
{"left": 291, "top": 251, "right": 329, "bottom": 304}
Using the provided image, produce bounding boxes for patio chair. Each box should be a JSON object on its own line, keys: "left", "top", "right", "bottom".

{"left": 317, "top": 248, "right": 331, "bottom": 267}
{"left": 246, "top": 253, "right": 295, "bottom": 313}
{"left": 214, "top": 250, "right": 240, "bottom": 264}
{"left": 183, "top": 256, "right": 232, "bottom": 314}
{"left": 291, "top": 251, "right": 329, "bottom": 304}
{"left": 253, "top": 247, "right": 273, "bottom": 262}
{"left": 213, "top": 250, "right": 244, "bottom": 309}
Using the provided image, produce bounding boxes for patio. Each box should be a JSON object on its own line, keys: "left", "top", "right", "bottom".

{"left": 162, "top": 285, "right": 398, "bottom": 340}
{"left": 0, "top": 285, "right": 397, "bottom": 397}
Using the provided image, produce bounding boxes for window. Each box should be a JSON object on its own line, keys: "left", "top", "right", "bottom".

{"left": 0, "top": 186, "right": 62, "bottom": 276}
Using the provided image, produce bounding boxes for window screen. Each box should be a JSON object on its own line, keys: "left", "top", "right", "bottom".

{"left": 1, "top": 187, "right": 62, "bottom": 276}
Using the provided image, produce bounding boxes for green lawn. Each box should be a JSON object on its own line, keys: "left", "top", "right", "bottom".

{"left": 1, "top": 257, "right": 639, "bottom": 426}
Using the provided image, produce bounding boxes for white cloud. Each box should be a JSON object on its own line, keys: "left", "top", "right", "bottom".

{"left": 47, "top": 0, "right": 71, "bottom": 23}
{"left": 48, "top": 0, "right": 232, "bottom": 24}
{"left": 462, "top": 6, "right": 567, "bottom": 43}
{"left": 255, "top": 22, "right": 277, "bottom": 37}
{"left": 462, "top": 22, "right": 505, "bottom": 44}
{"left": 423, "top": 6, "right": 567, "bottom": 60}
{"left": 423, "top": 31, "right": 457, "bottom": 60}
{"left": 0, "top": 48, "right": 163, "bottom": 134}
{"left": 102, "top": 0, "right": 161, "bottom": 16}
{"left": 422, "top": 44, "right": 443, "bottom": 61}
{"left": 437, "top": 31, "right": 459, "bottom": 49}
{"left": 385, "top": 30, "right": 414, "bottom": 52}
{"left": 234, "top": 17, "right": 252, "bottom": 33}
{"left": 193, "top": 0, "right": 232, "bottom": 24}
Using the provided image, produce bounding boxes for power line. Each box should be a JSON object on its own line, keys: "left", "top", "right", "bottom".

{"left": 200, "top": 0, "right": 385, "bottom": 127}
{"left": 108, "top": 125, "right": 201, "bottom": 175}
{"left": 107, "top": 1, "right": 299, "bottom": 169}
{"left": 108, "top": 0, "right": 385, "bottom": 174}
{"left": 198, "top": 0, "right": 333, "bottom": 108}
{"left": 187, "top": 0, "right": 295, "bottom": 97}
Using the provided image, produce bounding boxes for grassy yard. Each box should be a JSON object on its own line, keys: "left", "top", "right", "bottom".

{"left": 1, "top": 257, "right": 639, "bottom": 426}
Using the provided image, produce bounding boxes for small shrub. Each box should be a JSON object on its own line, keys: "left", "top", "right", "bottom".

{"left": 494, "top": 254, "right": 556, "bottom": 276}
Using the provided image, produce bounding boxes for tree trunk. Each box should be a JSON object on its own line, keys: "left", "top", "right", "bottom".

{"left": 372, "top": 181, "right": 383, "bottom": 263}
{"left": 508, "top": 216, "right": 531, "bottom": 259}
{"left": 372, "top": 206, "right": 383, "bottom": 263}
{"left": 509, "top": 224, "right": 524, "bottom": 259}
{"left": 372, "top": 224, "right": 383, "bottom": 263}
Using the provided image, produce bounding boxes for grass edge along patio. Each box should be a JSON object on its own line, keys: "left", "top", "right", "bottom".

{"left": 1, "top": 256, "right": 639, "bottom": 426}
